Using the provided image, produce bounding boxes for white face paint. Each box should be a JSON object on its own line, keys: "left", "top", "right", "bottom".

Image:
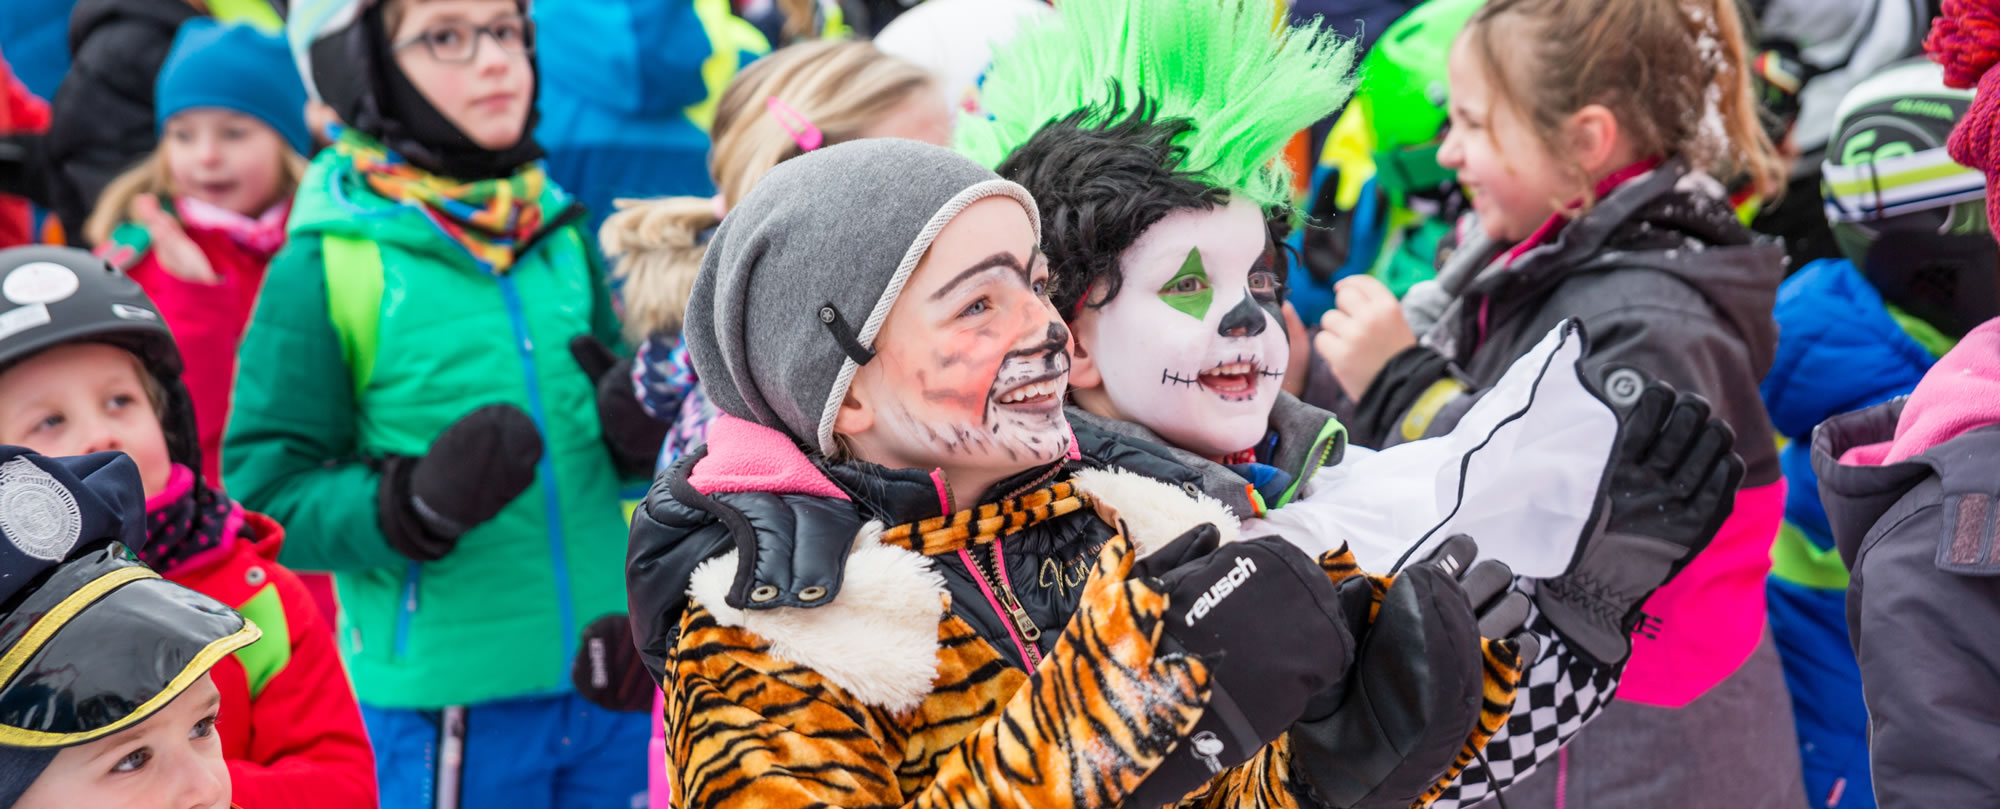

{"left": 1080, "top": 199, "right": 1289, "bottom": 457}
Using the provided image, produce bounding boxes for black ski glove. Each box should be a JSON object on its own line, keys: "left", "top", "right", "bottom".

{"left": 571, "top": 336, "right": 670, "bottom": 478}
{"left": 1292, "top": 536, "right": 1534, "bottom": 809}
{"left": 572, "top": 613, "right": 655, "bottom": 713}
{"left": 377, "top": 403, "right": 544, "bottom": 562}
{"left": 1120, "top": 528, "right": 1357, "bottom": 809}
{"left": 1538, "top": 377, "right": 1745, "bottom": 666}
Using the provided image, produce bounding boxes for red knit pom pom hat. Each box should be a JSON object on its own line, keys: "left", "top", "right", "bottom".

{"left": 1928, "top": 0, "right": 2000, "bottom": 232}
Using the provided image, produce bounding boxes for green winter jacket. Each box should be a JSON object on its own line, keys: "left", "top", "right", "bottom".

{"left": 224, "top": 139, "right": 630, "bottom": 708}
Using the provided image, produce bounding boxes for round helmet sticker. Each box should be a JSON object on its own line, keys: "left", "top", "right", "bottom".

{"left": 3, "top": 262, "right": 81, "bottom": 306}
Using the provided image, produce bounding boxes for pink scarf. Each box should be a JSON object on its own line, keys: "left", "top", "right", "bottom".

{"left": 175, "top": 195, "right": 291, "bottom": 256}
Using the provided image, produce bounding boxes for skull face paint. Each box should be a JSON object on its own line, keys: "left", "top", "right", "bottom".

{"left": 1076, "top": 199, "right": 1288, "bottom": 458}
{"left": 843, "top": 196, "right": 1072, "bottom": 497}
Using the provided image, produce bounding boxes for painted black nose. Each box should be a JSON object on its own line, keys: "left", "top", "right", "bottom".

{"left": 1216, "top": 290, "right": 1267, "bottom": 337}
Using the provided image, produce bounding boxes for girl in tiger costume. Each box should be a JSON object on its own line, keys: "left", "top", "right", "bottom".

{"left": 627, "top": 135, "right": 1535, "bottom": 809}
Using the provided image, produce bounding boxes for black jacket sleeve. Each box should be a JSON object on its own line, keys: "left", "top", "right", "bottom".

{"left": 46, "top": 12, "right": 185, "bottom": 237}
{"left": 626, "top": 483, "right": 734, "bottom": 683}
{"left": 1345, "top": 344, "right": 1459, "bottom": 449}
{"left": 0, "top": 134, "right": 53, "bottom": 208}
{"left": 1846, "top": 476, "right": 2000, "bottom": 809}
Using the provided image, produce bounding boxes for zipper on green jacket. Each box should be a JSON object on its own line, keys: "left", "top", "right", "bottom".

{"left": 494, "top": 271, "right": 578, "bottom": 680}
{"left": 393, "top": 562, "right": 421, "bottom": 659}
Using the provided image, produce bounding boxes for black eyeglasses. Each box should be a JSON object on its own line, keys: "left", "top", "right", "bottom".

{"left": 394, "top": 15, "right": 532, "bottom": 64}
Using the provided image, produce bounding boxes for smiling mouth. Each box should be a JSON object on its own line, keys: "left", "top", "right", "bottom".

{"left": 993, "top": 371, "right": 1067, "bottom": 411}
{"left": 1163, "top": 357, "right": 1286, "bottom": 399}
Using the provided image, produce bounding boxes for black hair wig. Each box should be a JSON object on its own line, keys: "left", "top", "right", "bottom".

{"left": 994, "top": 88, "right": 1235, "bottom": 318}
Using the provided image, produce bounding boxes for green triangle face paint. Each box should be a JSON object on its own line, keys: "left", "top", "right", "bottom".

{"left": 1159, "top": 248, "right": 1214, "bottom": 320}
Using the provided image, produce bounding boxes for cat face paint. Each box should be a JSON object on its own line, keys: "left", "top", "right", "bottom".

{"left": 1078, "top": 198, "right": 1287, "bottom": 457}
{"left": 846, "top": 196, "right": 1072, "bottom": 489}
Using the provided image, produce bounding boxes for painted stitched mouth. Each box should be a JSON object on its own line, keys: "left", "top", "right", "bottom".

{"left": 1162, "top": 356, "right": 1286, "bottom": 400}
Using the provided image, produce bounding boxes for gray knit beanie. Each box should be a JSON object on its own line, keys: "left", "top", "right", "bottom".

{"left": 684, "top": 139, "right": 1041, "bottom": 456}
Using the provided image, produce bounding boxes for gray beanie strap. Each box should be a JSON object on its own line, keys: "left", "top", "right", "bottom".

{"left": 818, "top": 302, "right": 876, "bottom": 366}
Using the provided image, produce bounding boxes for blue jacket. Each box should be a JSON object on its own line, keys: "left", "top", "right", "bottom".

{"left": 532, "top": 0, "right": 767, "bottom": 238}
{"left": 1759, "top": 257, "right": 1940, "bottom": 809}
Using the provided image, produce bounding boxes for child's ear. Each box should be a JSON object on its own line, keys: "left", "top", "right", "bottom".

{"left": 832, "top": 390, "right": 875, "bottom": 437}
{"left": 1567, "top": 104, "right": 1625, "bottom": 179}
{"left": 1066, "top": 315, "right": 1103, "bottom": 391}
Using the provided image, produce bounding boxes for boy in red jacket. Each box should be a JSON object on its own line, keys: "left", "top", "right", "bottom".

{"left": 0, "top": 245, "right": 376, "bottom": 809}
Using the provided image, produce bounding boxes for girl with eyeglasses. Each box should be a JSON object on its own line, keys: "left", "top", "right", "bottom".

{"left": 232, "top": 1, "right": 660, "bottom": 806}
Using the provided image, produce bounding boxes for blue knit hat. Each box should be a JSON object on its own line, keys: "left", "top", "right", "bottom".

{"left": 156, "top": 19, "right": 312, "bottom": 155}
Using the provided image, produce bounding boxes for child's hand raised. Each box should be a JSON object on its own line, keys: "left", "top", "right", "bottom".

{"left": 1282, "top": 301, "right": 1310, "bottom": 397}
{"left": 133, "top": 195, "right": 219, "bottom": 285}
{"left": 1313, "top": 275, "right": 1415, "bottom": 398}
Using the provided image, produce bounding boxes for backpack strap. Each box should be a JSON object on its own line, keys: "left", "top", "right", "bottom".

{"left": 204, "top": 0, "right": 283, "bottom": 31}
{"left": 321, "top": 234, "right": 386, "bottom": 397}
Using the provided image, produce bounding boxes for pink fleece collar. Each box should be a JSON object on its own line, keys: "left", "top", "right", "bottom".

{"left": 1842, "top": 317, "right": 2000, "bottom": 466}
{"left": 687, "top": 415, "right": 849, "bottom": 499}
{"left": 689, "top": 414, "right": 1083, "bottom": 502}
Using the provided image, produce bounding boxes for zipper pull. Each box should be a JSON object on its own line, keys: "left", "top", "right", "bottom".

{"left": 1006, "top": 599, "right": 1044, "bottom": 667}
{"left": 1005, "top": 599, "right": 1042, "bottom": 643}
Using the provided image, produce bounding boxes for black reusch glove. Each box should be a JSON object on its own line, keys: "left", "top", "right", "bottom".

{"left": 1293, "top": 536, "right": 1534, "bottom": 809}
{"left": 1120, "top": 528, "right": 1357, "bottom": 808}
{"left": 571, "top": 336, "right": 671, "bottom": 478}
{"left": 572, "top": 614, "right": 655, "bottom": 713}
{"left": 1538, "top": 377, "right": 1744, "bottom": 666}
{"left": 378, "top": 403, "right": 545, "bottom": 562}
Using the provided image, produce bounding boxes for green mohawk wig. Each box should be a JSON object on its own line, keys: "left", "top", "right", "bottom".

{"left": 955, "top": 0, "right": 1358, "bottom": 214}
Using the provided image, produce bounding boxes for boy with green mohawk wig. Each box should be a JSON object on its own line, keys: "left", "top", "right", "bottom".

{"left": 957, "top": 0, "right": 1755, "bottom": 806}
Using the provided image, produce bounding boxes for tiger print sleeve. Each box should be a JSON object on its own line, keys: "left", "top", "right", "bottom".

{"left": 1176, "top": 735, "right": 1327, "bottom": 809}
{"left": 663, "top": 606, "right": 911, "bottom": 809}
{"left": 665, "top": 533, "right": 1220, "bottom": 809}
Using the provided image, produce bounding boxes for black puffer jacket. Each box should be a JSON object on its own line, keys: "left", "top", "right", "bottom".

{"left": 626, "top": 423, "right": 1210, "bottom": 678}
{"left": 39, "top": 0, "right": 201, "bottom": 242}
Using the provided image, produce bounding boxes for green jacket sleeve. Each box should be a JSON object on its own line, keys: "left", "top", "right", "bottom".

{"left": 224, "top": 235, "right": 406, "bottom": 572}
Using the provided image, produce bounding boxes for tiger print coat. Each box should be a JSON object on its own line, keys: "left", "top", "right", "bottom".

{"left": 629, "top": 443, "right": 1522, "bottom": 809}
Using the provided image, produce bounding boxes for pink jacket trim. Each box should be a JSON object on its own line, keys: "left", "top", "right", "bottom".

{"left": 1615, "top": 477, "right": 1785, "bottom": 707}
{"left": 1842, "top": 317, "right": 2000, "bottom": 467}
{"left": 144, "top": 464, "right": 243, "bottom": 576}
{"left": 650, "top": 690, "right": 670, "bottom": 809}
{"left": 686, "top": 414, "right": 849, "bottom": 500}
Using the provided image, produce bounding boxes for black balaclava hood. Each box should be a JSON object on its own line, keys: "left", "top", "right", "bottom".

{"left": 313, "top": 0, "right": 545, "bottom": 180}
